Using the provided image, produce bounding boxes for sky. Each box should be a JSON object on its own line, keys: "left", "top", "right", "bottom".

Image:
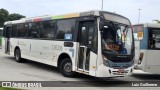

{"left": 0, "top": 0, "right": 160, "bottom": 24}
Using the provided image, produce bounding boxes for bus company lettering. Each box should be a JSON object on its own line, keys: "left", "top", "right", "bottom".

{"left": 52, "top": 45, "right": 63, "bottom": 51}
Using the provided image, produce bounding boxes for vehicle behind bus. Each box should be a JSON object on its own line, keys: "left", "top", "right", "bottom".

{"left": 133, "top": 23, "right": 160, "bottom": 74}
{"left": 2, "top": 10, "right": 134, "bottom": 77}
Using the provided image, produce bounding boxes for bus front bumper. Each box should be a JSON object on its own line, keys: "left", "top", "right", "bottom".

{"left": 96, "top": 64, "right": 134, "bottom": 77}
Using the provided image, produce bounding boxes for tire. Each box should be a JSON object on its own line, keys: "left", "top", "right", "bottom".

{"left": 14, "top": 48, "right": 25, "bottom": 62}
{"left": 60, "top": 58, "right": 75, "bottom": 77}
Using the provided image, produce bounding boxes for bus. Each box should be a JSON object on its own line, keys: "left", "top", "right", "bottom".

{"left": 0, "top": 27, "right": 3, "bottom": 45}
{"left": 2, "top": 10, "right": 134, "bottom": 77}
{"left": 133, "top": 23, "right": 160, "bottom": 74}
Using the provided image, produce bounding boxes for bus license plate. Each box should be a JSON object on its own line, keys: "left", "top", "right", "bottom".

{"left": 118, "top": 69, "right": 125, "bottom": 73}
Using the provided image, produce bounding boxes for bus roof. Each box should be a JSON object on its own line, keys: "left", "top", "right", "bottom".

{"left": 134, "top": 23, "right": 160, "bottom": 28}
{"left": 4, "top": 10, "right": 130, "bottom": 25}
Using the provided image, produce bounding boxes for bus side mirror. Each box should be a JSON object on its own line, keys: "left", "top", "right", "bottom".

{"left": 99, "top": 21, "right": 104, "bottom": 31}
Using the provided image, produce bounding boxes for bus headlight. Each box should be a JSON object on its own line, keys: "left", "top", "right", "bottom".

{"left": 102, "top": 55, "right": 109, "bottom": 66}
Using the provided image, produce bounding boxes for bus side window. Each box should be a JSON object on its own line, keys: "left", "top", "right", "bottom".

{"left": 40, "top": 20, "right": 56, "bottom": 39}
{"left": 12, "top": 24, "right": 18, "bottom": 37}
{"left": 6, "top": 26, "right": 12, "bottom": 38}
{"left": 149, "top": 29, "right": 160, "bottom": 49}
{"left": 56, "top": 19, "right": 75, "bottom": 40}
{"left": 18, "top": 23, "right": 27, "bottom": 38}
{"left": 28, "top": 22, "right": 41, "bottom": 38}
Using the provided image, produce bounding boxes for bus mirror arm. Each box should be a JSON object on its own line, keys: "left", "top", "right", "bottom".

{"left": 99, "top": 20, "right": 104, "bottom": 31}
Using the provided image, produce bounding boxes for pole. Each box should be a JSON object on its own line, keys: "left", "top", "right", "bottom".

{"left": 101, "top": 0, "right": 103, "bottom": 10}
{"left": 138, "top": 8, "right": 142, "bottom": 24}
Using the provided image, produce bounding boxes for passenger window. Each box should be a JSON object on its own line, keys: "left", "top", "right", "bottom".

{"left": 11, "top": 24, "right": 18, "bottom": 37}
{"left": 28, "top": 22, "right": 41, "bottom": 38}
{"left": 18, "top": 24, "right": 27, "bottom": 38}
{"left": 149, "top": 29, "right": 160, "bottom": 49}
{"left": 56, "top": 19, "right": 75, "bottom": 40}
{"left": 40, "top": 21, "right": 56, "bottom": 39}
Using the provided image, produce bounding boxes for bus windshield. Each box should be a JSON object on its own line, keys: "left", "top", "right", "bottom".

{"left": 102, "top": 21, "right": 133, "bottom": 55}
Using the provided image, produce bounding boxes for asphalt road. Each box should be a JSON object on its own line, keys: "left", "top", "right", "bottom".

{"left": 0, "top": 50, "right": 160, "bottom": 90}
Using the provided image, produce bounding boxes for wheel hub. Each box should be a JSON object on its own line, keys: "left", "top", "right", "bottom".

{"left": 64, "top": 62, "right": 72, "bottom": 72}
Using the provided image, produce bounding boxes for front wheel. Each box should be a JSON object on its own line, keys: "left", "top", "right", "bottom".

{"left": 15, "top": 49, "right": 25, "bottom": 62}
{"left": 60, "top": 58, "right": 75, "bottom": 77}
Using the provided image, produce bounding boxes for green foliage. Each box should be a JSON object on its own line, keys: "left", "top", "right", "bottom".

{"left": 0, "top": 8, "right": 26, "bottom": 27}
{"left": 7, "top": 13, "right": 25, "bottom": 21}
{"left": 0, "top": 87, "right": 21, "bottom": 90}
{"left": 0, "top": 8, "right": 9, "bottom": 27}
{"left": 153, "top": 20, "right": 160, "bottom": 24}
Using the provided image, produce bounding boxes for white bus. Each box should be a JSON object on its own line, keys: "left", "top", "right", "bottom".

{"left": 133, "top": 23, "right": 160, "bottom": 74}
{"left": 0, "top": 27, "right": 3, "bottom": 45}
{"left": 2, "top": 10, "right": 134, "bottom": 77}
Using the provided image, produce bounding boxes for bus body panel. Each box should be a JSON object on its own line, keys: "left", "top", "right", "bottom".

{"left": 147, "top": 50, "right": 160, "bottom": 66}
{"left": 144, "top": 66, "right": 160, "bottom": 74}
{"left": 88, "top": 51, "right": 97, "bottom": 76}
{"left": 136, "top": 50, "right": 148, "bottom": 71}
{"left": 2, "top": 37, "right": 6, "bottom": 53}
{"left": 134, "top": 40, "right": 140, "bottom": 65}
{"left": 10, "top": 38, "right": 78, "bottom": 70}
{"left": 137, "top": 50, "right": 160, "bottom": 74}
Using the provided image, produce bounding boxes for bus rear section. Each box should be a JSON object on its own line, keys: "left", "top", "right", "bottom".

{"left": 0, "top": 28, "right": 3, "bottom": 46}
{"left": 133, "top": 23, "right": 160, "bottom": 74}
{"left": 2, "top": 10, "right": 134, "bottom": 77}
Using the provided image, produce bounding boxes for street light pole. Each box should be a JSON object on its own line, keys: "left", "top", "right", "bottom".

{"left": 101, "top": 0, "right": 103, "bottom": 10}
{"left": 138, "top": 8, "right": 142, "bottom": 24}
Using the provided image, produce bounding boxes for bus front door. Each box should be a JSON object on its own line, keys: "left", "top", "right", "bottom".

{"left": 78, "top": 21, "right": 96, "bottom": 72}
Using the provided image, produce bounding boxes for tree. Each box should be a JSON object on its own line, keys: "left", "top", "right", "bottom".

{"left": 153, "top": 20, "right": 160, "bottom": 24}
{"left": 7, "top": 13, "right": 25, "bottom": 21}
{"left": 0, "top": 8, "right": 9, "bottom": 27}
{"left": 0, "top": 8, "right": 26, "bottom": 27}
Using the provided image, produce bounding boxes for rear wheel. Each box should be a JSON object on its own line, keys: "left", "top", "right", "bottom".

{"left": 60, "top": 58, "right": 75, "bottom": 77}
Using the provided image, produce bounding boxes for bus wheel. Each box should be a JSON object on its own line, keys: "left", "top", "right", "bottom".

{"left": 60, "top": 58, "right": 75, "bottom": 77}
{"left": 15, "top": 49, "right": 25, "bottom": 62}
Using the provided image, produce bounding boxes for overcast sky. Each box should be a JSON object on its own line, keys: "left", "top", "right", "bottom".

{"left": 0, "top": 0, "right": 160, "bottom": 24}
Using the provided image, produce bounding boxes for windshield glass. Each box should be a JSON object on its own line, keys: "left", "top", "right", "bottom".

{"left": 102, "top": 21, "right": 133, "bottom": 55}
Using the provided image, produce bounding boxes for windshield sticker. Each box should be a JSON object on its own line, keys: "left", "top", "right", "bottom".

{"left": 137, "top": 32, "right": 143, "bottom": 38}
{"left": 106, "top": 44, "right": 120, "bottom": 51}
{"left": 64, "top": 34, "right": 72, "bottom": 40}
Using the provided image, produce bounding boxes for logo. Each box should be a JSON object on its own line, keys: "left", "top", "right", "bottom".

{"left": 2, "top": 82, "right": 12, "bottom": 87}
